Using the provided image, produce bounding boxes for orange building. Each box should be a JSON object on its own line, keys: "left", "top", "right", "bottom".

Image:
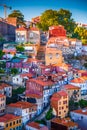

{"left": 0, "top": 114, "right": 22, "bottom": 130}
{"left": 45, "top": 47, "right": 64, "bottom": 65}
{"left": 51, "top": 90, "right": 68, "bottom": 118}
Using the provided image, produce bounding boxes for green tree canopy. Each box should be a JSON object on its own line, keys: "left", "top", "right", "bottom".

{"left": 37, "top": 8, "right": 76, "bottom": 34}
{"left": 16, "top": 46, "right": 24, "bottom": 52}
{"left": 72, "top": 26, "right": 87, "bottom": 43}
{"left": 0, "top": 50, "right": 5, "bottom": 59}
{"left": 8, "top": 10, "right": 25, "bottom": 27}
{"left": 11, "top": 68, "right": 18, "bottom": 75}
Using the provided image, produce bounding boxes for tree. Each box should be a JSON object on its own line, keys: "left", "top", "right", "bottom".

{"left": 16, "top": 46, "right": 24, "bottom": 52}
{"left": 0, "top": 50, "right": 5, "bottom": 59}
{"left": 11, "top": 68, "right": 18, "bottom": 75}
{"left": 79, "top": 99, "right": 87, "bottom": 108}
{"left": 8, "top": 10, "right": 25, "bottom": 27}
{"left": 37, "top": 8, "right": 76, "bottom": 35}
{"left": 37, "top": 9, "right": 58, "bottom": 31}
{"left": 57, "top": 9, "right": 76, "bottom": 34}
{"left": 72, "top": 26, "right": 87, "bottom": 41}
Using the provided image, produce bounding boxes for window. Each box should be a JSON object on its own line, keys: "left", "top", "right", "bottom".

{"left": 56, "top": 53, "right": 59, "bottom": 58}
{"left": 17, "top": 120, "right": 18, "bottom": 124}
{"left": 30, "top": 32, "right": 33, "bottom": 38}
{"left": 6, "top": 124, "right": 8, "bottom": 127}
{"left": 19, "top": 119, "right": 21, "bottom": 123}
{"left": 13, "top": 121, "right": 15, "bottom": 125}
{"left": 59, "top": 107, "right": 61, "bottom": 110}
{"left": 10, "top": 122, "right": 12, "bottom": 126}
{"left": 49, "top": 53, "right": 52, "bottom": 59}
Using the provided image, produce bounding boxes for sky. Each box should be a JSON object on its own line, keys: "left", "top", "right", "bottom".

{"left": 0, "top": 0, "right": 87, "bottom": 23}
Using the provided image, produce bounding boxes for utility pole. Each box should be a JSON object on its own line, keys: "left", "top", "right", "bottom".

{"left": 0, "top": 4, "right": 12, "bottom": 19}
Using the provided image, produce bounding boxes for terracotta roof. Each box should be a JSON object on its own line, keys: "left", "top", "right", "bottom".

{"left": 27, "top": 122, "right": 41, "bottom": 129}
{"left": 8, "top": 101, "right": 36, "bottom": 109}
{"left": 72, "top": 108, "right": 87, "bottom": 116}
{"left": 16, "top": 27, "right": 28, "bottom": 31}
{"left": 51, "top": 117, "right": 78, "bottom": 128}
{"left": 20, "top": 73, "right": 33, "bottom": 78}
{"left": 71, "top": 77, "right": 85, "bottom": 83}
{"left": 26, "top": 93, "right": 42, "bottom": 99}
{"left": 0, "top": 114, "right": 21, "bottom": 123}
{"left": 0, "top": 94, "right": 5, "bottom": 98}
{"left": 64, "top": 84, "right": 80, "bottom": 90}
{"left": 29, "top": 78, "right": 54, "bottom": 87}
{"left": 0, "top": 83, "right": 11, "bottom": 88}
{"left": 51, "top": 90, "right": 68, "bottom": 101}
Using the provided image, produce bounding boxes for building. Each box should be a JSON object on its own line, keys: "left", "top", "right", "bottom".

{"left": 0, "top": 83, "right": 12, "bottom": 97}
{"left": 25, "top": 94, "right": 43, "bottom": 115}
{"left": 51, "top": 117, "right": 79, "bottom": 130}
{"left": 0, "top": 18, "right": 16, "bottom": 41}
{"left": 69, "top": 38, "right": 82, "bottom": 55}
{"left": 26, "top": 122, "right": 48, "bottom": 130}
{"left": 63, "top": 84, "right": 81, "bottom": 101}
{"left": 82, "top": 44, "right": 87, "bottom": 55}
{"left": 51, "top": 90, "right": 68, "bottom": 118}
{"left": 0, "top": 94, "right": 6, "bottom": 116}
{"left": 26, "top": 74, "right": 61, "bottom": 107}
{"left": 7, "top": 101, "right": 37, "bottom": 124}
{"left": 0, "top": 114, "right": 22, "bottom": 130}
{"left": 12, "top": 73, "right": 33, "bottom": 87}
{"left": 45, "top": 47, "right": 64, "bottom": 65}
{"left": 16, "top": 27, "right": 40, "bottom": 44}
{"left": 70, "top": 108, "right": 87, "bottom": 121}
{"left": 49, "top": 25, "right": 66, "bottom": 38}
{"left": 70, "top": 77, "right": 87, "bottom": 95}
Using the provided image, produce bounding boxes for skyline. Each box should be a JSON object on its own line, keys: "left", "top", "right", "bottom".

{"left": 0, "top": 0, "right": 87, "bottom": 23}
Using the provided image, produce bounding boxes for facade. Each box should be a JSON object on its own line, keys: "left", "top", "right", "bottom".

{"left": 70, "top": 77, "right": 87, "bottom": 95}
{"left": 0, "top": 83, "right": 12, "bottom": 97}
{"left": 26, "top": 122, "right": 48, "bottom": 130}
{"left": 63, "top": 84, "right": 81, "bottom": 101}
{"left": 49, "top": 25, "right": 66, "bottom": 38}
{"left": 16, "top": 27, "right": 40, "bottom": 44}
{"left": 12, "top": 73, "right": 33, "bottom": 87}
{"left": 25, "top": 94, "right": 43, "bottom": 115}
{"left": 26, "top": 74, "right": 62, "bottom": 107}
{"left": 51, "top": 90, "right": 68, "bottom": 118}
{"left": 45, "top": 47, "right": 64, "bottom": 65}
{"left": 0, "top": 114, "right": 22, "bottom": 130}
{"left": 0, "top": 18, "right": 16, "bottom": 41}
{"left": 82, "top": 44, "right": 87, "bottom": 55}
{"left": 70, "top": 108, "right": 87, "bottom": 121}
{"left": 51, "top": 117, "right": 79, "bottom": 130}
{"left": 0, "top": 94, "right": 6, "bottom": 116}
{"left": 7, "top": 101, "right": 37, "bottom": 124}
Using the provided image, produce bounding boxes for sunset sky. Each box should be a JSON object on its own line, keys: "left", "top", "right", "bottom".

{"left": 0, "top": 0, "right": 87, "bottom": 23}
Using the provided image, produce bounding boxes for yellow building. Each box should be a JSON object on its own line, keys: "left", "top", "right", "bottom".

{"left": 45, "top": 47, "right": 64, "bottom": 65}
{"left": 0, "top": 94, "right": 6, "bottom": 116}
{"left": 51, "top": 90, "right": 68, "bottom": 118}
{"left": 63, "top": 84, "right": 81, "bottom": 102}
{"left": 0, "top": 114, "right": 22, "bottom": 130}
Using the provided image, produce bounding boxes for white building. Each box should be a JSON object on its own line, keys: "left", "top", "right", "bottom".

{"left": 12, "top": 73, "right": 32, "bottom": 87}
{"left": 6, "top": 101, "right": 37, "bottom": 124}
{"left": 70, "top": 77, "right": 87, "bottom": 95}
{"left": 0, "top": 83, "right": 12, "bottom": 97}
{"left": 70, "top": 108, "right": 87, "bottom": 121}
